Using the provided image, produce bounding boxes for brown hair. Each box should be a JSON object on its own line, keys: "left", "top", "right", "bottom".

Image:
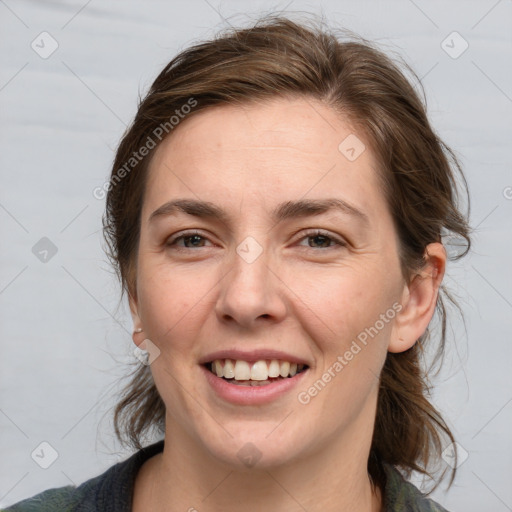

{"left": 104, "top": 15, "right": 471, "bottom": 491}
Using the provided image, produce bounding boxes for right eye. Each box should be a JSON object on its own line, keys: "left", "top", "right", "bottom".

{"left": 166, "top": 230, "right": 214, "bottom": 250}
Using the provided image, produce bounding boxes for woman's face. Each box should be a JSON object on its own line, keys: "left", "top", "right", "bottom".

{"left": 131, "top": 97, "right": 411, "bottom": 468}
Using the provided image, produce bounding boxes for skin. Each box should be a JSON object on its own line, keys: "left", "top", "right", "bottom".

{"left": 129, "top": 97, "right": 446, "bottom": 511}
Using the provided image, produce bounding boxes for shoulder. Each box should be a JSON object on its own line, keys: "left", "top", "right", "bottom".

{"left": 1, "top": 471, "right": 108, "bottom": 512}
{"left": 1, "top": 485, "right": 77, "bottom": 511}
{"left": 383, "top": 464, "right": 451, "bottom": 512}
{"left": 2, "top": 440, "right": 165, "bottom": 512}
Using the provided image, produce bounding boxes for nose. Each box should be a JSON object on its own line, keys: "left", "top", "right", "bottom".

{"left": 215, "top": 242, "right": 287, "bottom": 329}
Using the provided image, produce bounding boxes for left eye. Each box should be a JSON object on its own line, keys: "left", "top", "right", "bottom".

{"left": 297, "top": 230, "right": 346, "bottom": 249}
{"left": 166, "top": 230, "right": 345, "bottom": 250}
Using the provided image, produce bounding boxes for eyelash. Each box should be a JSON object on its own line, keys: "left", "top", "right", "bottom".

{"left": 166, "top": 229, "right": 346, "bottom": 251}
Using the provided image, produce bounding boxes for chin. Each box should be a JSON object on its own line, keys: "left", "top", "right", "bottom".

{"left": 200, "top": 428, "right": 304, "bottom": 471}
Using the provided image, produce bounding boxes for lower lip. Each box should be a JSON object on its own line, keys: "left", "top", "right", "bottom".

{"left": 201, "top": 365, "right": 308, "bottom": 405}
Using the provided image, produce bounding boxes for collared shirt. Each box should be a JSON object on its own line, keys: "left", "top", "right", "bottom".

{"left": 2, "top": 440, "right": 450, "bottom": 511}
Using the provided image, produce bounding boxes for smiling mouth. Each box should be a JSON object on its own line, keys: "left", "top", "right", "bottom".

{"left": 205, "top": 359, "right": 309, "bottom": 387}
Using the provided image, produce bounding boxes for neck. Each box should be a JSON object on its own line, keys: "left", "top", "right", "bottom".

{"left": 137, "top": 413, "right": 382, "bottom": 512}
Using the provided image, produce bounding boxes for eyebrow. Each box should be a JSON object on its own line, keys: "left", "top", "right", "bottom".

{"left": 149, "top": 197, "right": 370, "bottom": 227}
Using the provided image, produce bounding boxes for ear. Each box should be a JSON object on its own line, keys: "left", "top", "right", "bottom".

{"left": 128, "top": 287, "right": 144, "bottom": 347}
{"left": 388, "top": 242, "right": 446, "bottom": 353}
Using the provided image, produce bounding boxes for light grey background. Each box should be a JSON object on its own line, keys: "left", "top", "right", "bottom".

{"left": 1, "top": 0, "right": 511, "bottom": 510}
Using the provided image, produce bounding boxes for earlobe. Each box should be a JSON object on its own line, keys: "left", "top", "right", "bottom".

{"left": 388, "top": 242, "right": 446, "bottom": 354}
{"left": 128, "top": 289, "right": 144, "bottom": 344}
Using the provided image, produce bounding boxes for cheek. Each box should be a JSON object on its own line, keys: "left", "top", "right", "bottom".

{"left": 290, "top": 260, "right": 396, "bottom": 339}
{"left": 290, "top": 263, "right": 400, "bottom": 413}
{"left": 299, "top": 272, "right": 395, "bottom": 424}
{"left": 136, "top": 261, "right": 214, "bottom": 354}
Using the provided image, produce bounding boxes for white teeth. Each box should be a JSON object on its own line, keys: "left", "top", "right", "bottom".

{"left": 223, "top": 359, "right": 235, "bottom": 379}
{"left": 250, "top": 360, "right": 269, "bottom": 381}
{"left": 210, "top": 358, "right": 307, "bottom": 380}
{"left": 234, "top": 360, "right": 251, "bottom": 380}
{"left": 214, "top": 360, "right": 223, "bottom": 377}
{"left": 279, "top": 361, "right": 290, "bottom": 378}
{"left": 268, "top": 359, "right": 280, "bottom": 378}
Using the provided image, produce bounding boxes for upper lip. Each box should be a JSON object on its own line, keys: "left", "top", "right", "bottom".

{"left": 199, "top": 349, "right": 310, "bottom": 366}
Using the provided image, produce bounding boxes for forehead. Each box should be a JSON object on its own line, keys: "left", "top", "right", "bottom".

{"left": 143, "top": 97, "right": 384, "bottom": 222}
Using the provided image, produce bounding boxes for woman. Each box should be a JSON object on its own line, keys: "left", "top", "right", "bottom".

{"left": 4, "top": 15, "right": 471, "bottom": 512}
